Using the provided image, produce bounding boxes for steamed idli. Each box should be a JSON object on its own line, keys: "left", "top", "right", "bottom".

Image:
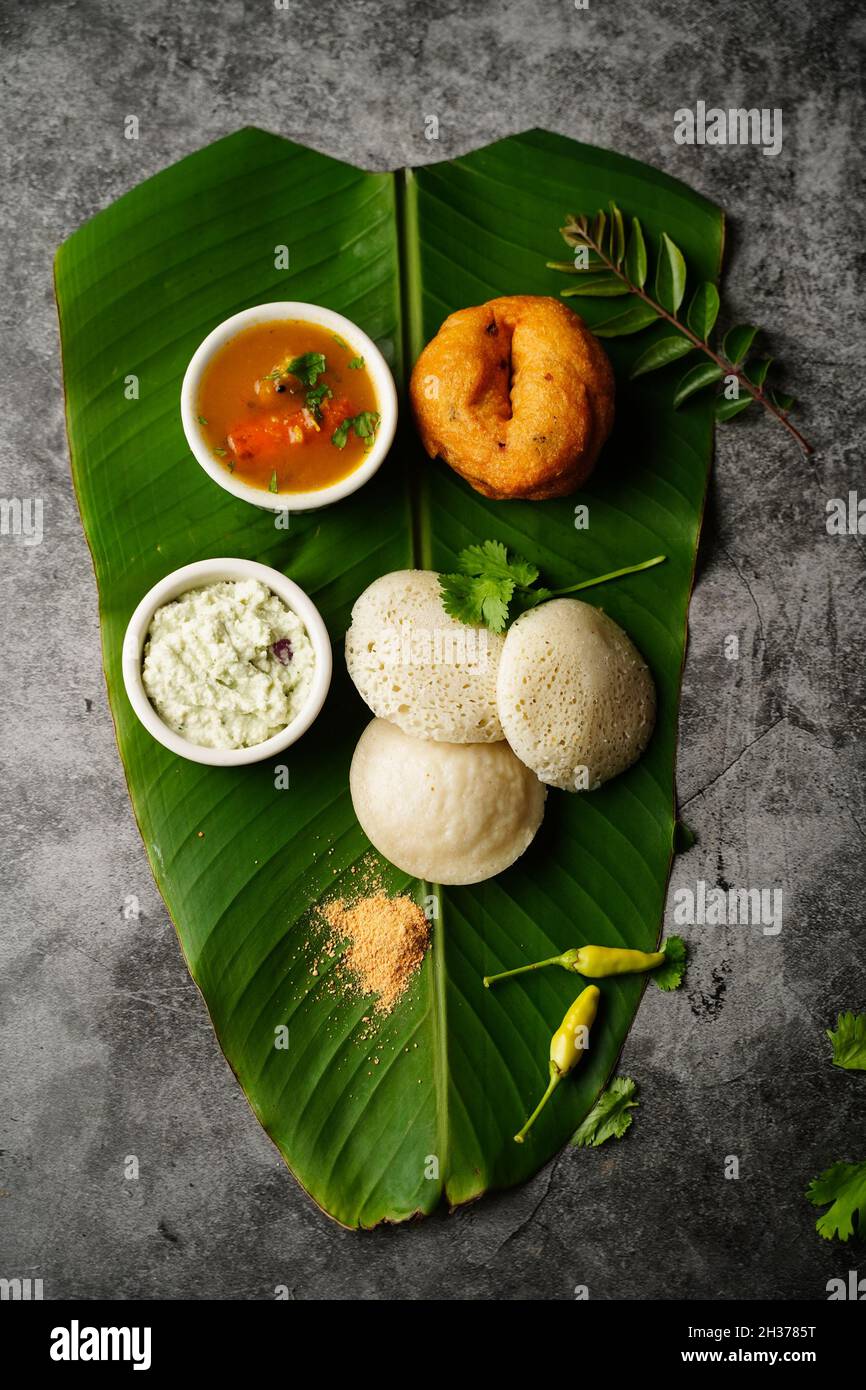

{"left": 497, "top": 598, "right": 656, "bottom": 791}
{"left": 350, "top": 718, "right": 546, "bottom": 885}
{"left": 345, "top": 569, "right": 504, "bottom": 742}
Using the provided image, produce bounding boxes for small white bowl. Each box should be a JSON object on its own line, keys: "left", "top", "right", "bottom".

{"left": 180, "top": 302, "right": 398, "bottom": 512}
{"left": 122, "top": 558, "right": 333, "bottom": 767}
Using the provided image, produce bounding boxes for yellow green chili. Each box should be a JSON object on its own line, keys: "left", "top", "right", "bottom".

{"left": 514, "top": 984, "right": 600, "bottom": 1144}
{"left": 485, "top": 944, "right": 665, "bottom": 988}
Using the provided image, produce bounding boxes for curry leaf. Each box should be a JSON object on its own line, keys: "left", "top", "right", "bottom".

{"left": 722, "top": 323, "right": 759, "bottom": 365}
{"left": 608, "top": 201, "right": 626, "bottom": 267}
{"left": 546, "top": 254, "right": 608, "bottom": 274}
{"left": 630, "top": 335, "right": 694, "bottom": 379}
{"left": 715, "top": 393, "right": 754, "bottom": 421}
{"left": 625, "top": 216, "right": 647, "bottom": 288}
{"left": 747, "top": 356, "right": 772, "bottom": 386}
{"left": 655, "top": 232, "right": 687, "bottom": 313}
{"left": 551, "top": 208, "right": 809, "bottom": 455}
{"left": 561, "top": 273, "right": 630, "bottom": 297}
{"left": 674, "top": 361, "right": 724, "bottom": 408}
{"left": 592, "top": 299, "right": 660, "bottom": 338}
{"left": 687, "top": 283, "right": 720, "bottom": 340}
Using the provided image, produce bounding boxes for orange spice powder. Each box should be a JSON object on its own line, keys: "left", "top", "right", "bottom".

{"left": 322, "top": 891, "right": 430, "bottom": 1015}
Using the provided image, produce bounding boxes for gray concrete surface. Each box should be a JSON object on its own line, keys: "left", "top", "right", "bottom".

{"left": 1, "top": 0, "right": 864, "bottom": 1300}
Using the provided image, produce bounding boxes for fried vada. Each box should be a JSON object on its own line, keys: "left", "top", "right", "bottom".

{"left": 409, "top": 295, "right": 615, "bottom": 501}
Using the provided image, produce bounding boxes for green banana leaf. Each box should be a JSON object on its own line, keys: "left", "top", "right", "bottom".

{"left": 56, "top": 128, "right": 723, "bottom": 1228}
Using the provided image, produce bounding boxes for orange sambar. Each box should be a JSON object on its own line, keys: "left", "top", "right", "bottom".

{"left": 197, "top": 319, "right": 380, "bottom": 495}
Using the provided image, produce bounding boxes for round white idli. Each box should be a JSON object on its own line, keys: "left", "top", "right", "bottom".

{"left": 344, "top": 569, "right": 504, "bottom": 742}
{"left": 497, "top": 598, "right": 656, "bottom": 791}
{"left": 350, "top": 718, "right": 546, "bottom": 885}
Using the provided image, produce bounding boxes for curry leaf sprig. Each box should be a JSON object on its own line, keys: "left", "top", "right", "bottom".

{"left": 439, "top": 539, "right": 665, "bottom": 635}
{"left": 548, "top": 203, "right": 812, "bottom": 457}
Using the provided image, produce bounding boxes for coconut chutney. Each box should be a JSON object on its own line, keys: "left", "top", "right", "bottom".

{"left": 142, "top": 578, "right": 315, "bottom": 749}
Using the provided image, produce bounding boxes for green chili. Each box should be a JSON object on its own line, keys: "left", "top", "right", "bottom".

{"left": 514, "top": 985, "right": 600, "bottom": 1144}
{"left": 485, "top": 944, "right": 665, "bottom": 987}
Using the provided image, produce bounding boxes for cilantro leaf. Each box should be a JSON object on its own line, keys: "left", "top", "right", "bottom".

{"left": 331, "top": 411, "right": 380, "bottom": 450}
{"left": 827, "top": 1011, "right": 866, "bottom": 1072}
{"left": 510, "top": 584, "right": 554, "bottom": 618}
{"left": 352, "top": 410, "right": 379, "bottom": 439}
{"left": 457, "top": 539, "right": 539, "bottom": 589}
{"left": 283, "top": 352, "right": 327, "bottom": 386}
{"left": 348, "top": 356, "right": 365, "bottom": 369}
{"left": 439, "top": 539, "right": 666, "bottom": 633}
{"left": 439, "top": 573, "right": 514, "bottom": 633}
{"left": 440, "top": 540, "right": 541, "bottom": 632}
{"left": 572, "top": 1077, "right": 639, "bottom": 1148}
{"left": 331, "top": 418, "right": 351, "bottom": 449}
{"left": 652, "top": 935, "right": 687, "bottom": 991}
{"left": 305, "top": 381, "right": 333, "bottom": 421}
{"left": 806, "top": 1160, "right": 866, "bottom": 1242}
{"left": 268, "top": 470, "right": 279, "bottom": 494}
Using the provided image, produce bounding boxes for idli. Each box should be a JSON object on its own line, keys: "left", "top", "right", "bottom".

{"left": 350, "top": 718, "right": 546, "bottom": 885}
{"left": 344, "top": 569, "right": 504, "bottom": 742}
{"left": 497, "top": 598, "right": 656, "bottom": 791}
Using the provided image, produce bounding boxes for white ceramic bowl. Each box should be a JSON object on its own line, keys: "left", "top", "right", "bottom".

{"left": 122, "top": 558, "right": 333, "bottom": 767}
{"left": 180, "top": 302, "right": 398, "bottom": 512}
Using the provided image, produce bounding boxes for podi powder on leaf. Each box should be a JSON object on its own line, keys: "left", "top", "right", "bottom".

{"left": 322, "top": 891, "right": 430, "bottom": 1016}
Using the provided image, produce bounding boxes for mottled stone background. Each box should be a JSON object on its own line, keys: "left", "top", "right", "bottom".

{"left": 1, "top": 0, "right": 863, "bottom": 1300}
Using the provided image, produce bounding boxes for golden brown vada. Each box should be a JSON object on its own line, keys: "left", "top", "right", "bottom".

{"left": 409, "top": 295, "right": 615, "bottom": 501}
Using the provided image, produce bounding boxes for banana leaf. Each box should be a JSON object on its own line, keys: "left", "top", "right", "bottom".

{"left": 55, "top": 128, "right": 723, "bottom": 1228}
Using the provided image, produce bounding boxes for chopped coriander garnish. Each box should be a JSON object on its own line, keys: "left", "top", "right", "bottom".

{"left": 348, "top": 356, "right": 365, "bottom": 370}
{"left": 331, "top": 418, "right": 352, "bottom": 449}
{"left": 227, "top": 461, "right": 235, "bottom": 473}
{"left": 197, "top": 414, "right": 208, "bottom": 425}
{"left": 305, "top": 381, "right": 333, "bottom": 421}
{"left": 214, "top": 446, "right": 227, "bottom": 457}
{"left": 352, "top": 410, "right": 379, "bottom": 439}
{"left": 331, "top": 410, "right": 380, "bottom": 450}
{"left": 331, "top": 333, "right": 349, "bottom": 349}
{"left": 282, "top": 352, "right": 327, "bottom": 386}
{"left": 268, "top": 470, "right": 279, "bottom": 493}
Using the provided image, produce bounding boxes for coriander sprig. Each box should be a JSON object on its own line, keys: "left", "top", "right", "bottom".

{"left": 549, "top": 202, "right": 812, "bottom": 457}
{"left": 438, "top": 539, "right": 665, "bottom": 634}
